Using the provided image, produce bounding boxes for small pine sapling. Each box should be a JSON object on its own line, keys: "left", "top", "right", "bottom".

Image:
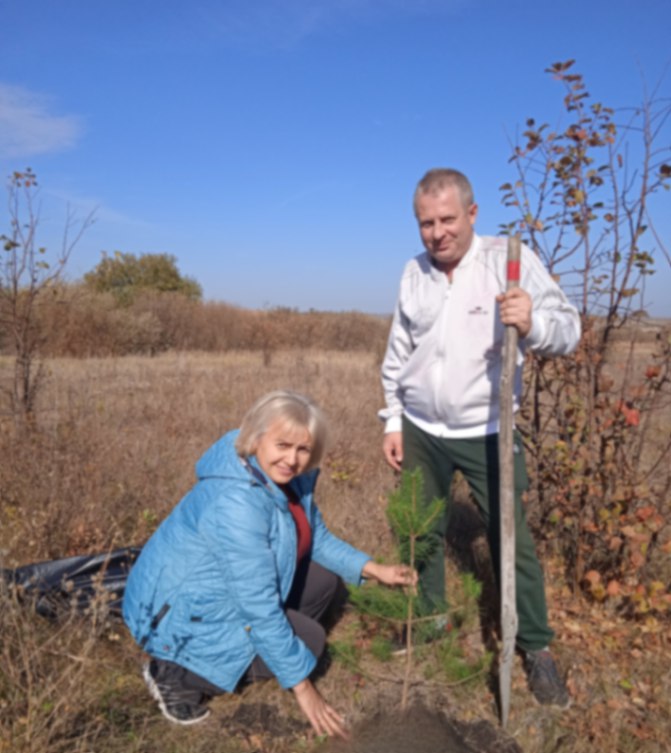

{"left": 350, "top": 468, "right": 446, "bottom": 709}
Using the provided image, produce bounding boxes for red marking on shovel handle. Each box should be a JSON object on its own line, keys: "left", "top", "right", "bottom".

{"left": 506, "top": 260, "right": 520, "bottom": 283}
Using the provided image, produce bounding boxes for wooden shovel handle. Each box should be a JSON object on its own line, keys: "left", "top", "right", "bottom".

{"left": 505, "top": 236, "right": 521, "bottom": 289}
{"left": 498, "top": 234, "right": 521, "bottom": 728}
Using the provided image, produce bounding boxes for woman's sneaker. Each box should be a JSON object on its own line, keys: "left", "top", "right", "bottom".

{"left": 522, "top": 649, "right": 571, "bottom": 709}
{"left": 142, "top": 662, "right": 211, "bottom": 725}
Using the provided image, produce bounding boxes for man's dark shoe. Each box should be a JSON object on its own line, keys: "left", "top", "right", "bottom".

{"left": 523, "top": 649, "right": 571, "bottom": 709}
{"left": 143, "top": 662, "right": 210, "bottom": 725}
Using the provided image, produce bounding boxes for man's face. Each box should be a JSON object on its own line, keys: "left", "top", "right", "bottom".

{"left": 415, "top": 187, "right": 478, "bottom": 273}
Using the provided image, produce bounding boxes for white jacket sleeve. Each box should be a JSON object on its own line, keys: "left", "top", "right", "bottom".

{"left": 378, "top": 298, "right": 414, "bottom": 433}
{"left": 521, "top": 244, "right": 581, "bottom": 356}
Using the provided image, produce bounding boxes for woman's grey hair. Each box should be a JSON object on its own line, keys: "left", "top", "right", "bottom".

{"left": 413, "top": 168, "right": 475, "bottom": 213}
{"left": 235, "top": 390, "right": 328, "bottom": 471}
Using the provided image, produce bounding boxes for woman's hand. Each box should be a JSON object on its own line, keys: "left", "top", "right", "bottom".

{"left": 362, "top": 561, "right": 418, "bottom": 588}
{"left": 292, "top": 679, "right": 350, "bottom": 739}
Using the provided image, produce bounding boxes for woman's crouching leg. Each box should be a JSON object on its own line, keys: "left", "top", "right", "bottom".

{"left": 286, "top": 560, "right": 341, "bottom": 622}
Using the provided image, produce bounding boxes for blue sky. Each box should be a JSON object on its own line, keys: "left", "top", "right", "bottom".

{"left": 2, "top": 0, "right": 670, "bottom": 315}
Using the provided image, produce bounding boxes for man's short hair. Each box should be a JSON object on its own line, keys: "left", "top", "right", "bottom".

{"left": 235, "top": 390, "right": 328, "bottom": 471}
{"left": 414, "top": 168, "right": 474, "bottom": 213}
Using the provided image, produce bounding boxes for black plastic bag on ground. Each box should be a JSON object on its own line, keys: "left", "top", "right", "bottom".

{"left": 1, "top": 546, "right": 142, "bottom": 621}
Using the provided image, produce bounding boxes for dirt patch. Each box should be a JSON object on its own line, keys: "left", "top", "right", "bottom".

{"left": 323, "top": 705, "right": 522, "bottom": 753}
{"left": 218, "top": 698, "right": 522, "bottom": 753}
{"left": 222, "top": 701, "right": 306, "bottom": 739}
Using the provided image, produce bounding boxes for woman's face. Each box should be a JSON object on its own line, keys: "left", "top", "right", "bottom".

{"left": 253, "top": 420, "right": 312, "bottom": 486}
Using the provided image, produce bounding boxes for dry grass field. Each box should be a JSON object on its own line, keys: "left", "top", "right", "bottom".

{"left": 1, "top": 347, "right": 670, "bottom": 753}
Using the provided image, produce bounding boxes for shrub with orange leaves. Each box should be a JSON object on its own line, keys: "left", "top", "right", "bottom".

{"left": 501, "top": 60, "right": 671, "bottom": 617}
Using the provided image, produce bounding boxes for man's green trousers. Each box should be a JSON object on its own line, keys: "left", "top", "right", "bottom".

{"left": 402, "top": 416, "right": 554, "bottom": 651}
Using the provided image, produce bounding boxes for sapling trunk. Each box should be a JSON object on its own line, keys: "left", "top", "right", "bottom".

{"left": 389, "top": 469, "right": 445, "bottom": 711}
{"left": 348, "top": 469, "right": 446, "bottom": 709}
{"left": 400, "top": 483, "right": 417, "bottom": 711}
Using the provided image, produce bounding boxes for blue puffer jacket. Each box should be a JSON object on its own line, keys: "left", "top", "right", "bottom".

{"left": 122, "top": 430, "right": 370, "bottom": 691}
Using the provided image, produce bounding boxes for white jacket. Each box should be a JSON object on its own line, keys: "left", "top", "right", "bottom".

{"left": 379, "top": 234, "right": 581, "bottom": 438}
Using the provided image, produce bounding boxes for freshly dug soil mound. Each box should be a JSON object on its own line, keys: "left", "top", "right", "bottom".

{"left": 219, "top": 699, "right": 521, "bottom": 752}
{"left": 324, "top": 704, "right": 522, "bottom": 753}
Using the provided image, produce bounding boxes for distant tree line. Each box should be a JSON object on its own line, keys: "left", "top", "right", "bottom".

{"left": 27, "top": 283, "right": 389, "bottom": 358}
{"left": 1, "top": 238, "right": 388, "bottom": 363}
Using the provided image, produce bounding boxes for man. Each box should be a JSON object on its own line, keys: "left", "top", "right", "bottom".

{"left": 379, "top": 168, "right": 580, "bottom": 707}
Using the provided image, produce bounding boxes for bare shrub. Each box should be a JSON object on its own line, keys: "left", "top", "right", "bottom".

{"left": 501, "top": 61, "right": 671, "bottom": 612}
{"left": 0, "top": 171, "right": 93, "bottom": 423}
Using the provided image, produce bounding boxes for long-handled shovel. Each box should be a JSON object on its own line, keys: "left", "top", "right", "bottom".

{"left": 498, "top": 235, "right": 521, "bottom": 727}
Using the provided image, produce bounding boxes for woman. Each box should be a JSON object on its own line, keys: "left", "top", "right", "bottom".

{"left": 123, "top": 390, "right": 415, "bottom": 738}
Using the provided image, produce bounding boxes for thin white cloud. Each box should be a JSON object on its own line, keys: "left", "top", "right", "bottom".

{"left": 46, "top": 187, "right": 154, "bottom": 230}
{"left": 0, "top": 83, "right": 84, "bottom": 158}
{"left": 197, "top": 0, "right": 465, "bottom": 50}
